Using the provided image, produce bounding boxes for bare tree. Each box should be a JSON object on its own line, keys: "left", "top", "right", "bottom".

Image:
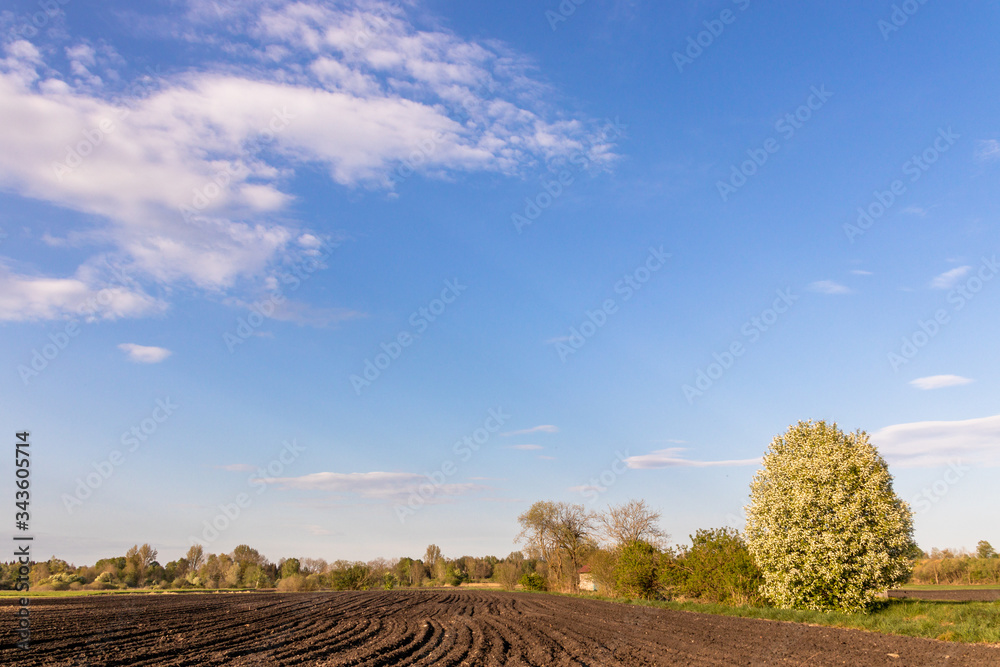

{"left": 495, "top": 561, "right": 522, "bottom": 591}
{"left": 598, "top": 499, "right": 668, "bottom": 549}
{"left": 517, "top": 501, "right": 596, "bottom": 592}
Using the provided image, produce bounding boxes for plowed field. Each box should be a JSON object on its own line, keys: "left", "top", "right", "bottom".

{"left": 889, "top": 588, "right": 1000, "bottom": 602}
{"left": 2, "top": 590, "right": 998, "bottom": 666}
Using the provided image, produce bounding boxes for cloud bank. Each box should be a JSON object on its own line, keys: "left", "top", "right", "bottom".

{"left": 0, "top": 0, "right": 617, "bottom": 321}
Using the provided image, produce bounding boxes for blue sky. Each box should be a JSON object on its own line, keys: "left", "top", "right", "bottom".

{"left": 1, "top": 0, "right": 998, "bottom": 565}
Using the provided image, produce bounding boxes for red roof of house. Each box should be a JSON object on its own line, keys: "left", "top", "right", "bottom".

{"left": 578, "top": 565, "right": 592, "bottom": 574}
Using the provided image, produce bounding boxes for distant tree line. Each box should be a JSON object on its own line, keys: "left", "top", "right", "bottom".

{"left": 909, "top": 542, "right": 1000, "bottom": 585}
{"left": 0, "top": 542, "right": 536, "bottom": 593}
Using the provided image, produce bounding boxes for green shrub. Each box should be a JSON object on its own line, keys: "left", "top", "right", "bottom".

{"left": 444, "top": 564, "right": 467, "bottom": 587}
{"left": 613, "top": 541, "right": 661, "bottom": 599}
{"left": 519, "top": 572, "right": 546, "bottom": 591}
{"left": 329, "top": 562, "right": 374, "bottom": 590}
{"left": 672, "top": 527, "right": 762, "bottom": 605}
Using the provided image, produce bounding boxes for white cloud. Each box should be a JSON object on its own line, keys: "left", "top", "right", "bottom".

{"left": 909, "top": 375, "right": 974, "bottom": 390}
{"left": 625, "top": 448, "right": 761, "bottom": 470}
{"left": 501, "top": 425, "right": 558, "bottom": 436}
{"left": 118, "top": 343, "right": 172, "bottom": 363}
{"left": 261, "top": 471, "right": 480, "bottom": 500}
{"left": 217, "top": 463, "right": 256, "bottom": 472}
{"left": 807, "top": 280, "right": 851, "bottom": 295}
{"left": 0, "top": 2, "right": 617, "bottom": 320}
{"left": 507, "top": 444, "right": 543, "bottom": 451}
{"left": 976, "top": 139, "right": 1000, "bottom": 162}
{"left": 901, "top": 205, "right": 927, "bottom": 216}
{"left": 0, "top": 266, "right": 165, "bottom": 322}
{"left": 930, "top": 266, "right": 971, "bottom": 290}
{"left": 851, "top": 269, "right": 873, "bottom": 276}
{"left": 873, "top": 414, "right": 1000, "bottom": 467}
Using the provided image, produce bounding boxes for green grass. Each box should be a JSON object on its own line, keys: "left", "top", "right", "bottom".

{"left": 553, "top": 592, "right": 1000, "bottom": 645}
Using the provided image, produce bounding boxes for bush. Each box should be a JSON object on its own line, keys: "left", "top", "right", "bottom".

{"left": 669, "top": 528, "right": 762, "bottom": 605}
{"left": 277, "top": 574, "right": 306, "bottom": 592}
{"left": 613, "top": 541, "right": 661, "bottom": 599}
{"left": 444, "top": 564, "right": 467, "bottom": 587}
{"left": 519, "top": 572, "right": 546, "bottom": 591}
{"left": 745, "top": 420, "right": 915, "bottom": 613}
{"left": 494, "top": 562, "right": 522, "bottom": 591}
{"left": 329, "top": 562, "right": 374, "bottom": 591}
{"left": 37, "top": 572, "right": 85, "bottom": 591}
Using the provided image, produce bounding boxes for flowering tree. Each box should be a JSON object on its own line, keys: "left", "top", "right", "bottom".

{"left": 745, "top": 420, "right": 915, "bottom": 612}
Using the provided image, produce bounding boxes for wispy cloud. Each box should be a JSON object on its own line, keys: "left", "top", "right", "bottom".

{"left": 260, "top": 471, "right": 480, "bottom": 501}
{"left": 118, "top": 343, "right": 172, "bottom": 363}
{"left": 216, "top": 463, "right": 256, "bottom": 472}
{"left": 874, "top": 414, "right": 1000, "bottom": 467}
{"left": 807, "top": 280, "right": 851, "bottom": 295}
{"left": 976, "top": 139, "right": 1000, "bottom": 162}
{"left": 625, "top": 448, "right": 761, "bottom": 470}
{"left": 507, "top": 444, "right": 543, "bottom": 451}
{"left": 930, "top": 266, "right": 971, "bottom": 289}
{"left": 501, "top": 425, "right": 558, "bottom": 437}
{"left": 851, "top": 269, "right": 873, "bottom": 276}
{"left": 909, "top": 375, "right": 974, "bottom": 390}
{"left": 901, "top": 205, "right": 927, "bottom": 217}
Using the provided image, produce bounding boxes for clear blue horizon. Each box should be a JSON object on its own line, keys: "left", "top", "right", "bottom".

{"left": 1, "top": 0, "right": 998, "bottom": 566}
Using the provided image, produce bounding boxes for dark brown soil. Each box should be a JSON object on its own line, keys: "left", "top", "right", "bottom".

{"left": 2, "top": 590, "right": 998, "bottom": 666}
{"left": 890, "top": 588, "right": 1000, "bottom": 602}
